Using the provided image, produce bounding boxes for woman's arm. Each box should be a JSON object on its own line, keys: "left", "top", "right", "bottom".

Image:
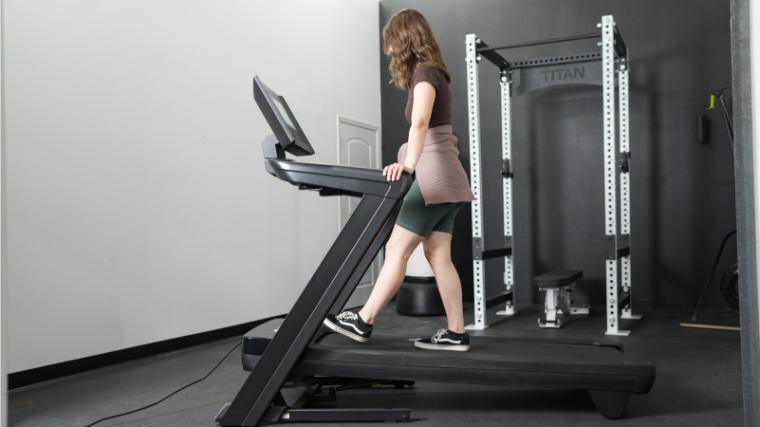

{"left": 384, "top": 81, "right": 436, "bottom": 181}
{"left": 404, "top": 81, "right": 435, "bottom": 170}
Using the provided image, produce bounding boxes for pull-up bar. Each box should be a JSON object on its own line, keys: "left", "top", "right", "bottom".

{"left": 476, "top": 27, "right": 627, "bottom": 69}
{"left": 477, "top": 32, "right": 599, "bottom": 53}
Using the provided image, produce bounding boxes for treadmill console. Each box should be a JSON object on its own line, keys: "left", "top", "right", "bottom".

{"left": 253, "top": 76, "right": 315, "bottom": 158}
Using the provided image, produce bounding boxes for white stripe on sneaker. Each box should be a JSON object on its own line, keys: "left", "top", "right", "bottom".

{"left": 322, "top": 318, "right": 368, "bottom": 343}
{"left": 337, "top": 319, "right": 368, "bottom": 336}
{"left": 414, "top": 339, "right": 470, "bottom": 351}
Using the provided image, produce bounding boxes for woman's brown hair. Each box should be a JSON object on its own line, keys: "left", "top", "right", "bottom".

{"left": 382, "top": 9, "right": 451, "bottom": 90}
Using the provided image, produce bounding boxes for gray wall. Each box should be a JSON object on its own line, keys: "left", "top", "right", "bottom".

{"left": 380, "top": 0, "right": 734, "bottom": 308}
{"left": 3, "top": 0, "right": 382, "bottom": 372}
{"left": 1, "top": 0, "right": 5, "bottom": 422}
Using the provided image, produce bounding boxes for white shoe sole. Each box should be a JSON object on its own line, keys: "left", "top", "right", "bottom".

{"left": 322, "top": 318, "right": 369, "bottom": 343}
{"left": 413, "top": 340, "right": 470, "bottom": 352}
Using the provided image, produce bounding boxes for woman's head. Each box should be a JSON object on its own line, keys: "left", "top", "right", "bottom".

{"left": 383, "top": 9, "right": 451, "bottom": 90}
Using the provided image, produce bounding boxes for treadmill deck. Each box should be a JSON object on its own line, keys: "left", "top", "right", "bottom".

{"left": 243, "top": 327, "right": 655, "bottom": 394}
{"left": 299, "top": 333, "right": 654, "bottom": 393}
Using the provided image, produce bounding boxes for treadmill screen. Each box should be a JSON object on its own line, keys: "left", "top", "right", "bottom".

{"left": 253, "top": 76, "right": 315, "bottom": 156}
{"left": 272, "top": 95, "right": 296, "bottom": 131}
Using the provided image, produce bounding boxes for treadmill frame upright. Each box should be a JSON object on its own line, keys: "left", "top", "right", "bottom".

{"left": 465, "top": 15, "right": 639, "bottom": 335}
{"left": 217, "top": 157, "right": 412, "bottom": 426}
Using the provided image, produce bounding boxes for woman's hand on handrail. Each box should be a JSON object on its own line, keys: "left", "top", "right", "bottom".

{"left": 383, "top": 163, "right": 414, "bottom": 181}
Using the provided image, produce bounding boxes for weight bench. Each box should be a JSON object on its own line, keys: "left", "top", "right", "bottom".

{"left": 535, "top": 270, "right": 590, "bottom": 328}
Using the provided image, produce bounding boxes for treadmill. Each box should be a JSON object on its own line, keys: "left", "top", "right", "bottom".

{"left": 216, "top": 76, "right": 656, "bottom": 426}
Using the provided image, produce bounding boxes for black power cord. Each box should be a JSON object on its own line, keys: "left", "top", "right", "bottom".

{"left": 83, "top": 341, "right": 241, "bottom": 427}
{"left": 691, "top": 230, "right": 737, "bottom": 322}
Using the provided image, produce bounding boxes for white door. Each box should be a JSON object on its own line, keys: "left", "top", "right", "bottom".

{"left": 337, "top": 115, "right": 382, "bottom": 308}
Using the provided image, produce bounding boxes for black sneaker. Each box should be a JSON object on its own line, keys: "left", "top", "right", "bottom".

{"left": 323, "top": 311, "right": 373, "bottom": 343}
{"left": 414, "top": 328, "right": 470, "bottom": 351}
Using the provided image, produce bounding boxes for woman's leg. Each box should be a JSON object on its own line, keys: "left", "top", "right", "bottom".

{"left": 423, "top": 231, "right": 465, "bottom": 333}
{"left": 358, "top": 224, "right": 424, "bottom": 324}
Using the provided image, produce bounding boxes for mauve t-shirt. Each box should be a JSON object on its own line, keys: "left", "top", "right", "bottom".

{"left": 404, "top": 63, "right": 451, "bottom": 128}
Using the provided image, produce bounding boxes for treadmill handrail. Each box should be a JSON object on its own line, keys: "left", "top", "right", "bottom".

{"left": 265, "top": 158, "right": 412, "bottom": 199}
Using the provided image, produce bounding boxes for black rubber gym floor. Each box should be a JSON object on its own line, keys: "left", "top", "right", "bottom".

{"left": 9, "top": 305, "right": 743, "bottom": 426}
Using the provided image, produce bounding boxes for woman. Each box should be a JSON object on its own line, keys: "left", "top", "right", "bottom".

{"left": 323, "top": 9, "right": 475, "bottom": 351}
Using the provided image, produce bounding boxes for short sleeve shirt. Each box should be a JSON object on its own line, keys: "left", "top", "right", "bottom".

{"left": 405, "top": 63, "right": 451, "bottom": 128}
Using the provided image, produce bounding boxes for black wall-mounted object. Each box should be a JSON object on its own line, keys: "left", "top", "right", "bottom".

{"left": 698, "top": 113, "right": 711, "bottom": 144}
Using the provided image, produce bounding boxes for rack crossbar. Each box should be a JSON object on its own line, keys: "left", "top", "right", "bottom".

{"left": 510, "top": 52, "right": 601, "bottom": 70}
{"left": 478, "top": 32, "right": 599, "bottom": 53}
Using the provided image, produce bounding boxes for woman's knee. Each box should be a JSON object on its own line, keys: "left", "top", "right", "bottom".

{"left": 423, "top": 237, "right": 450, "bottom": 265}
{"left": 431, "top": 257, "right": 454, "bottom": 272}
{"left": 423, "top": 247, "right": 435, "bottom": 263}
{"left": 386, "top": 229, "right": 421, "bottom": 262}
{"left": 386, "top": 246, "right": 413, "bottom": 263}
{"left": 425, "top": 247, "right": 452, "bottom": 270}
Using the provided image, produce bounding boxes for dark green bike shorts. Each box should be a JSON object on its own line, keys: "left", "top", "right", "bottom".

{"left": 395, "top": 179, "right": 464, "bottom": 237}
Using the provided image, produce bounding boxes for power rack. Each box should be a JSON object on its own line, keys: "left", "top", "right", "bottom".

{"left": 465, "top": 15, "right": 641, "bottom": 335}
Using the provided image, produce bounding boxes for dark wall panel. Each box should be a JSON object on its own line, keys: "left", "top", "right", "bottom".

{"left": 379, "top": 0, "right": 733, "bottom": 308}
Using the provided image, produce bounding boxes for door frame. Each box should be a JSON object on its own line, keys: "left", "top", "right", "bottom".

{"left": 336, "top": 114, "right": 383, "bottom": 307}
